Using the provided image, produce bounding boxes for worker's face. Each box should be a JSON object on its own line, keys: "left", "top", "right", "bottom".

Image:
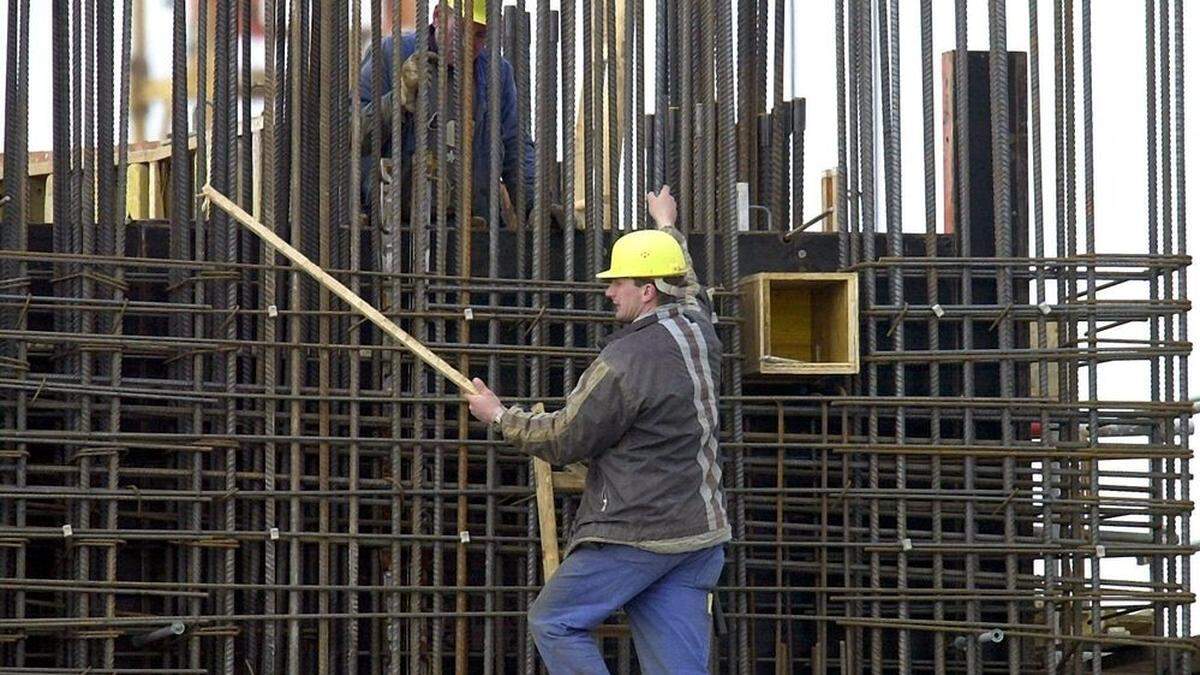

{"left": 433, "top": 7, "right": 486, "bottom": 56}
{"left": 605, "top": 279, "right": 657, "bottom": 323}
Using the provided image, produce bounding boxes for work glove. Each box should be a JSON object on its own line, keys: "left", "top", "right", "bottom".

{"left": 398, "top": 51, "right": 438, "bottom": 112}
{"left": 360, "top": 52, "right": 439, "bottom": 153}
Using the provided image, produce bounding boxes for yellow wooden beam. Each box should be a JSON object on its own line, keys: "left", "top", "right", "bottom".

{"left": 125, "top": 164, "right": 150, "bottom": 220}
{"left": 202, "top": 183, "right": 477, "bottom": 394}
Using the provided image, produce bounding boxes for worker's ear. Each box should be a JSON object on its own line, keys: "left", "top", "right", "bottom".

{"left": 641, "top": 282, "right": 658, "bottom": 303}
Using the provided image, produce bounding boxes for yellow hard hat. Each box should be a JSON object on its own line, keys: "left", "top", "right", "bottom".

{"left": 447, "top": 0, "right": 488, "bottom": 25}
{"left": 596, "top": 230, "right": 687, "bottom": 280}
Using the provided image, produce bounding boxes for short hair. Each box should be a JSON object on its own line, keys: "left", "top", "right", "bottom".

{"left": 632, "top": 275, "right": 685, "bottom": 304}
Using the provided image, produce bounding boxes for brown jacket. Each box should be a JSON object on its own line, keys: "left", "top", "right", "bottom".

{"left": 498, "top": 227, "right": 729, "bottom": 555}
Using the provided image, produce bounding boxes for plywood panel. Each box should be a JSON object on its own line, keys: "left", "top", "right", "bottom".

{"left": 769, "top": 285, "right": 813, "bottom": 360}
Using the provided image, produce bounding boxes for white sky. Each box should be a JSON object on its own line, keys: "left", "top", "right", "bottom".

{"left": 1, "top": 0, "right": 1199, "bottom": 636}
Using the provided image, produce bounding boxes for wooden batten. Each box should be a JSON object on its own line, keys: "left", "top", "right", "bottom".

{"left": 125, "top": 164, "right": 150, "bottom": 220}
{"left": 820, "top": 169, "right": 839, "bottom": 234}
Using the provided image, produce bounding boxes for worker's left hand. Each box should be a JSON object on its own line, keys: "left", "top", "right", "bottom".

{"left": 645, "top": 185, "right": 677, "bottom": 230}
{"left": 465, "top": 377, "right": 505, "bottom": 426}
{"left": 399, "top": 52, "right": 438, "bottom": 112}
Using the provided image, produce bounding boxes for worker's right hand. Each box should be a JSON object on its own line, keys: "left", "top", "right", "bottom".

{"left": 465, "top": 377, "right": 505, "bottom": 426}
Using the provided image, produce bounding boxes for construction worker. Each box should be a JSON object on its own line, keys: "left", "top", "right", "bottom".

{"left": 358, "top": 0, "right": 534, "bottom": 222}
{"left": 466, "top": 185, "right": 728, "bottom": 674}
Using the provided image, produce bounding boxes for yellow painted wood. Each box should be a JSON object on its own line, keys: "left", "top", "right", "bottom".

{"left": 148, "top": 159, "right": 165, "bottom": 218}
{"left": 13, "top": 176, "right": 50, "bottom": 224}
{"left": 29, "top": 177, "right": 48, "bottom": 223}
{"left": 820, "top": 169, "right": 840, "bottom": 233}
{"left": 769, "top": 283, "right": 814, "bottom": 361}
{"left": 125, "top": 164, "right": 150, "bottom": 220}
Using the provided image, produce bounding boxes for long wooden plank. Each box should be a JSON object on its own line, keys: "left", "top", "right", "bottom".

{"left": 202, "top": 184, "right": 477, "bottom": 395}
{"left": 528, "top": 401, "right": 564, "bottom": 582}
{"left": 532, "top": 455, "right": 561, "bottom": 581}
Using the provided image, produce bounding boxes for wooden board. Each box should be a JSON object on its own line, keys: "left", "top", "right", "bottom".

{"left": 820, "top": 169, "right": 839, "bottom": 234}
{"left": 41, "top": 175, "right": 54, "bottom": 223}
{"left": 941, "top": 50, "right": 1029, "bottom": 253}
{"left": 740, "top": 275, "right": 767, "bottom": 374}
{"left": 529, "top": 402, "right": 563, "bottom": 582}
{"left": 532, "top": 454, "right": 560, "bottom": 581}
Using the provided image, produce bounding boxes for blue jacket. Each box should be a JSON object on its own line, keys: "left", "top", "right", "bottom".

{"left": 359, "top": 31, "right": 535, "bottom": 219}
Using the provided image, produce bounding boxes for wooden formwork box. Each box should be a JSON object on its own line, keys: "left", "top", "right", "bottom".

{"left": 738, "top": 272, "right": 860, "bottom": 376}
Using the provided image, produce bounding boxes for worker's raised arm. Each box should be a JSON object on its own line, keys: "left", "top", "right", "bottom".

{"left": 645, "top": 185, "right": 707, "bottom": 311}
{"left": 358, "top": 35, "right": 424, "bottom": 154}
{"left": 467, "top": 358, "right": 634, "bottom": 466}
{"left": 498, "top": 60, "right": 536, "bottom": 203}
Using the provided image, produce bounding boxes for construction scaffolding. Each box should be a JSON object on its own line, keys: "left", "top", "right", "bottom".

{"left": 0, "top": 0, "right": 1193, "bottom": 673}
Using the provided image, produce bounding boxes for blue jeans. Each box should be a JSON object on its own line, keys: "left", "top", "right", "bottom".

{"left": 528, "top": 543, "right": 725, "bottom": 674}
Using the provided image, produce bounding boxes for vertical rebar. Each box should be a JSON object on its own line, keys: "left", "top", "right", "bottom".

{"left": 1145, "top": 1, "right": 1165, "bottom": 670}
{"left": 1028, "top": 0, "right": 1057, "bottom": 670}
{"left": 919, "top": 2, "right": 943, "bottom": 668}
{"left": 1172, "top": 2, "right": 1189, "bottom": 672}
{"left": 189, "top": 0, "right": 209, "bottom": 668}
{"left": 261, "top": 0, "right": 280, "bottom": 670}
{"left": 653, "top": 0, "right": 666, "bottom": 187}
{"left": 986, "top": 2, "right": 1020, "bottom": 672}
{"left": 954, "top": 1, "right": 980, "bottom": 672}
{"left": 2, "top": 0, "right": 30, "bottom": 666}
{"left": 285, "top": 1, "right": 304, "bottom": 670}
{"left": 715, "top": 0, "right": 747, "bottom": 670}
{"left": 1156, "top": 1, "right": 1179, "bottom": 665}
{"left": 406, "top": 0, "right": 427, "bottom": 667}
{"left": 486, "top": 3, "right": 505, "bottom": 671}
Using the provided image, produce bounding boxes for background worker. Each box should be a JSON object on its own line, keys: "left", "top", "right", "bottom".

{"left": 358, "top": 0, "right": 534, "bottom": 223}
{"left": 466, "top": 186, "right": 728, "bottom": 674}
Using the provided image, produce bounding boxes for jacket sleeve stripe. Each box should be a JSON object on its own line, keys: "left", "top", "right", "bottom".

{"left": 662, "top": 316, "right": 723, "bottom": 532}
{"left": 679, "top": 318, "right": 726, "bottom": 527}
{"left": 500, "top": 358, "right": 613, "bottom": 446}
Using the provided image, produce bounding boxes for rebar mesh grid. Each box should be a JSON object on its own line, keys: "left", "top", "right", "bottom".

{"left": 0, "top": 1, "right": 1192, "bottom": 673}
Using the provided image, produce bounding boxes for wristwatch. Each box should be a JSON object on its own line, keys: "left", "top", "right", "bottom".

{"left": 491, "top": 407, "right": 506, "bottom": 429}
